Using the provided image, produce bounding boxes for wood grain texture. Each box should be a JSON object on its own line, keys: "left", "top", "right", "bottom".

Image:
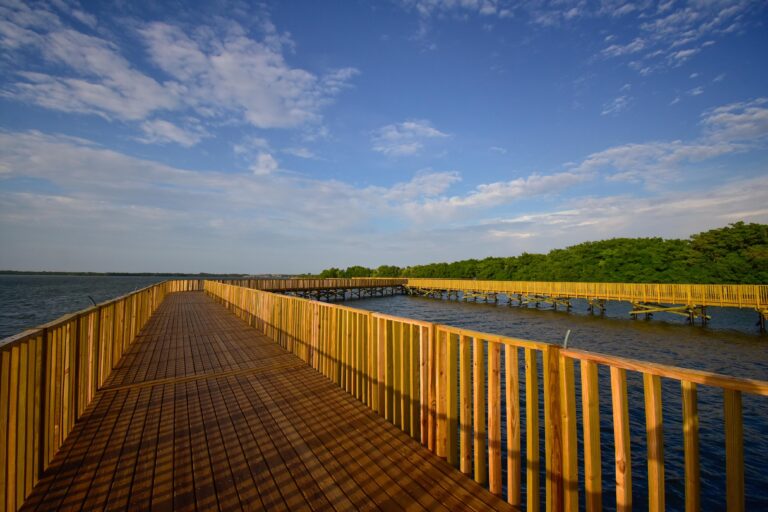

{"left": 19, "top": 292, "right": 514, "bottom": 512}
{"left": 611, "top": 367, "right": 632, "bottom": 512}
{"left": 643, "top": 373, "right": 665, "bottom": 512}
{"left": 681, "top": 380, "right": 700, "bottom": 512}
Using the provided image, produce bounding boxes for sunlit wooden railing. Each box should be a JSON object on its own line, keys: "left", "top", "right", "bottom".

{"left": 218, "top": 277, "right": 407, "bottom": 290}
{"left": 206, "top": 280, "right": 768, "bottom": 512}
{"left": 405, "top": 279, "right": 768, "bottom": 309}
{"left": 0, "top": 279, "right": 202, "bottom": 511}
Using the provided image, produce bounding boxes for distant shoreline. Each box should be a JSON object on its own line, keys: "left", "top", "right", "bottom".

{"left": 0, "top": 271, "right": 292, "bottom": 277}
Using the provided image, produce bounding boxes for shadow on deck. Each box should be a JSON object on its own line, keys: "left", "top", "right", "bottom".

{"left": 20, "top": 292, "right": 514, "bottom": 511}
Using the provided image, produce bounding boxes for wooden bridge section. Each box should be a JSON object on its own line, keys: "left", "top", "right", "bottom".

{"left": 222, "top": 278, "right": 407, "bottom": 303}
{"left": 3, "top": 278, "right": 768, "bottom": 511}
{"left": 405, "top": 279, "right": 768, "bottom": 326}
{"left": 2, "top": 288, "right": 511, "bottom": 511}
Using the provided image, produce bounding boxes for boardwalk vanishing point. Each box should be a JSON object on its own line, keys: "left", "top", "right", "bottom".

{"left": 2, "top": 278, "right": 768, "bottom": 511}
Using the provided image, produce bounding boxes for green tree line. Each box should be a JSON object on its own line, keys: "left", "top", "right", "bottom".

{"left": 315, "top": 222, "right": 768, "bottom": 284}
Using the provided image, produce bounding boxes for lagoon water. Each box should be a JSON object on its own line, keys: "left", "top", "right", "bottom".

{"left": 2, "top": 277, "right": 766, "bottom": 509}
{"left": 0, "top": 275, "right": 166, "bottom": 339}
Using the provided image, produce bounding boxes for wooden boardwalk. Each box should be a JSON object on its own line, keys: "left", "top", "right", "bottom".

{"left": 19, "top": 292, "right": 514, "bottom": 511}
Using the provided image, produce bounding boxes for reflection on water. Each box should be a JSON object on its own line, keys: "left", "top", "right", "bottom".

{"left": 350, "top": 294, "right": 768, "bottom": 510}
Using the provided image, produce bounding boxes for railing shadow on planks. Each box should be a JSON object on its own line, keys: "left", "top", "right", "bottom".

{"left": 0, "top": 279, "right": 203, "bottom": 511}
{"left": 205, "top": 280, "right": 768, "bottom": 512}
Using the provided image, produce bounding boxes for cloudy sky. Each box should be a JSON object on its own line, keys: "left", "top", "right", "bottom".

{"left": 1, "top": 0, "right": 767, "bottom": 273}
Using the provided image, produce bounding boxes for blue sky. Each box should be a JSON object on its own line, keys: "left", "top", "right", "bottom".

{"left": 1, "top": 0, "right": 767, "bottom": 273}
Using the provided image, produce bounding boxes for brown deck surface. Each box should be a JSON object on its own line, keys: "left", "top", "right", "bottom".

{"left": 21, "top": 292, "right": 515, "bottom": 511}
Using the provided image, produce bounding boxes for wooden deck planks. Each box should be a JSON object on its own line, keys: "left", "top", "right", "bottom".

{"left": 20, "top": 292, "right": 516, "bottom": 512}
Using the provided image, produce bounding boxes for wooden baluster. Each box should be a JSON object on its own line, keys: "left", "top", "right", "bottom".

{"left": 377, "top": 317, "right": 386, "bottom": 416}
{"left": 681, "top": 381, "right": 700, "bottom": 512}
{"left": 611, "top": 367, "right": 632, "bottom": 511}
{"left": 581, "top": 361, "right": 602, "bottom": 512}
{"left": 400, "top": 322, "right": 410, "bottom": 432}
{"left": 544, "top": 345, "right": 563, "bottom": 512}
{"left": 420, "top": 324, "right": 430, "bottom": 447}
{"left": 474, "top": 337, "right": 487, "bottom": 484}
{"left": 644, "top": 373, "right": 665, "bottom": 512}
{"left": 436, "top": 329, "right": 447, "bottom": 458}
{"left": 525, "top": 348, "right": 540, "bottom": 512}
{"left": 488, "top": 341, "right": 502, "bottom": 495}
{"left": 506, "top": 345, "right": 521, "bottom": 506}
{"left": 446, "top": 332, "right": 459, "bottom": 467}
{"left": 560, "top": 356, "right": 578, "bottom": 512}
{"left": 386, "top": 319, "right": 395, "bottom": 423}
{"left": 460, "top": 335, "right": 472, "bottom": 475}
{"left": 724, "top": 389, "right": 744, "bottom": 512}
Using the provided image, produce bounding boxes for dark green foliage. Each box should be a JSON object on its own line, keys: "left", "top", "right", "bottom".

{"left": 316, "top": 223, "right": 768, "bottom": 284}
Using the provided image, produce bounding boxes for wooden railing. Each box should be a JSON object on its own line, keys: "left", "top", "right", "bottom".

{"left": 405, "top": 279, "right": 768, "bottom": 309}
{"left": 218, "top": 277, "right": 407, "bottom": 290}
{"left": 206, "top": 280, "right": 768, "bottom": 512}
{"left": 0, "top": 279, "right": 202, "bottom": 511}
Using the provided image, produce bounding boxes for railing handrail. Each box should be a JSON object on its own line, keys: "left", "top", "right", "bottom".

{"left": 405, "top": 278, "right": 768, "bottom": 309}
{"left": 562, "top": 347, "right": 768, "bottom": 396}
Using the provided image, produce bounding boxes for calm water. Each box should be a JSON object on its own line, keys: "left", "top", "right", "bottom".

{"left": 0, "top": 275, "right": 167, "bottom": 339}
{"left": 349, "top": 294, "right": 768, "bottom": 510}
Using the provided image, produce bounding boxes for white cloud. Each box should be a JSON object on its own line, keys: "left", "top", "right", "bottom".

{"left": 371, "top": 119, "right": 449, "bottom": 156}
{"left": 477, "top": 177, "right": 768, "bottom": 247}
{"left": 401, "top": 170, "right": 588, "bottom": 221}
{"left": 2, "top": 93, "right": 768, "bottom": 271}
{"left": 5, "top": 26, "right": 179, "bottom": 120}
{"left": 669, "top": 48, "right": 700, "bottom": 65}
{"left": 139, "top": 22, "right": 358, "bottom": 130}
{"left": 250, "top": 152, "right": 279, "bottom": 176}
{"left": 602, "top": 37, "right": 646, "bottom": 58}
{"left": 0, "top": 6, "right": 358, "bottom": 141}
{"left": 138, "top": 119, "right": 209, "bottom": 147}
{"left": 687, "top": 86, "right": 704, "bottom": 96}
{"left": 233, "top": 136, "right": 271, "bottom": 155}
{"left": 283, "top": 147, "right": 317, "bottom": 159}
{"left": 701, "top": 98, "right": 768, "bottom": 142}
{"left": 593, "top": 1, "right": 758, "bottom": 74}
{"left": 381, "top": 170, "right": 461, "bottom": 201}
{"left": 601, "top": 95, "right": 631, "bottom": 116}
{"left": 490, "top": 146, "right": 508, "bottom": 154}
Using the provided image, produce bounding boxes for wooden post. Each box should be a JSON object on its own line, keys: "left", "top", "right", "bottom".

{"left": 644, "top": 373, "right": 665, "bottom": 512}
{"left": 581, "top": 361, "right": 602, "bottom": 512}
{"left": 505, "top": 345, "right": 521, "bottom": 506}
{"left": 474, "top": 337, "right": 487, "bottom": 485}
{"left": 525, "top": 348, "right": 540, "bottom": 512}
{"left": 460, "top": 335, "right": 472, "bottom": 474}
{"left": 611, "top": 367, "right": 632, "bottom": 512}
{"left": 488, "top": 341, "right": 502, "bottom": 495}
{"left": 681, "top": 381, "right": 700, "bottom": 512}
{"left": 446, "top": 332, "right": 459, "bottom": 467}
{"left": 724, "top": 389, "right": 744, "bottom": 512}
{"left": 560, "top": 355, "right": 578, "bottom": 512}
{"left": 544, "top": 345, "right": 563, "bottom": 512}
